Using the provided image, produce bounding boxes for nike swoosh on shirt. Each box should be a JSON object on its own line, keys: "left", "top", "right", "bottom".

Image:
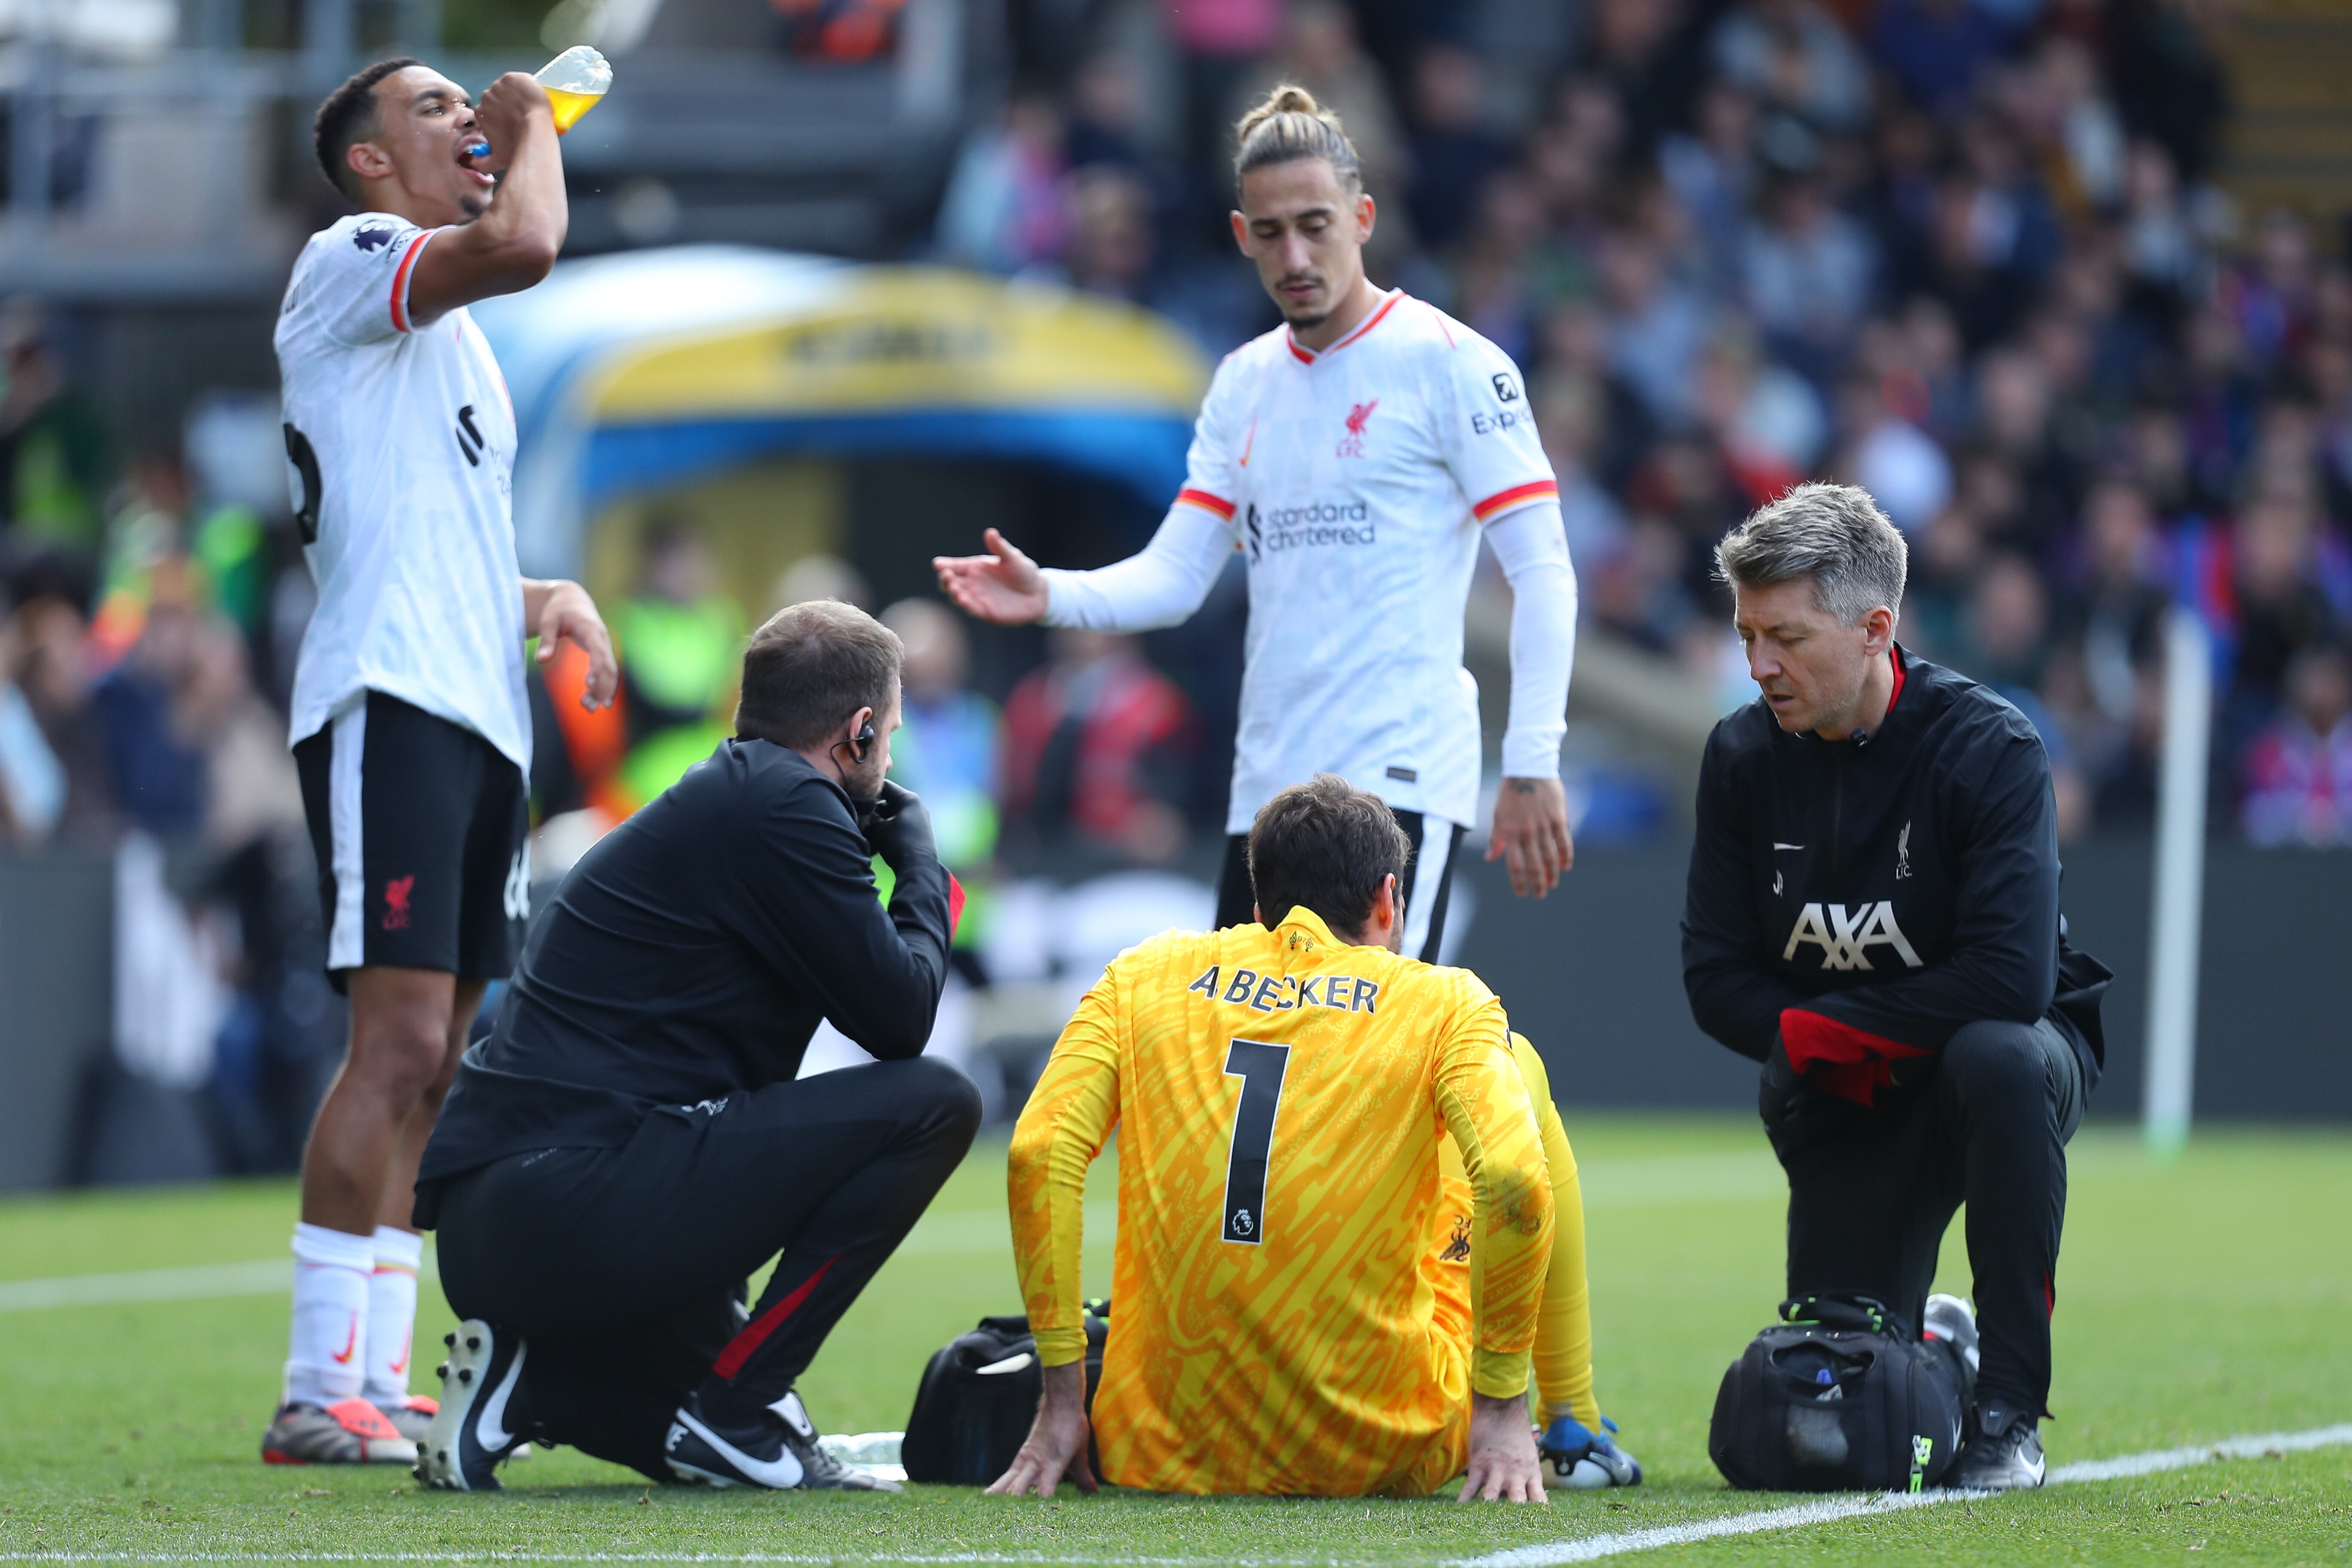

{"left": 1773, "top": 843, "right": 1806, "bottom": 851}
{"left": 475, "top": 1341, "right": 527, "bottom": 1452}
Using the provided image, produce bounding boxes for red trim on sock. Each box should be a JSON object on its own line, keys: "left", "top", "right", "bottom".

{"left": 712, "top": 1256, "right": 838, "bottom": 1381}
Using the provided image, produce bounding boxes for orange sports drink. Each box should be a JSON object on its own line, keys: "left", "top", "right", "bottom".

{"left": 535, "top": 45, "right": 611, "bottom": 132}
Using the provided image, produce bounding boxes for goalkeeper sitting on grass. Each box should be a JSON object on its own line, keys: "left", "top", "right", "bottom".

{"left": 990, "top": 775, "right": 1638, "bottom": 1500}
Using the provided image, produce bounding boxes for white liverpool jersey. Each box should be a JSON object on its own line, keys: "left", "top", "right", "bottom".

{"left": 1178, "top": 291, "right": 1556, "bottom": 832}
{"left": 277, "top": 212, "right": 530, "bottom": 772}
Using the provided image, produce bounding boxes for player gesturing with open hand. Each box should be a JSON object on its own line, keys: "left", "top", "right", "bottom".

{"left": 935, "top": 83, "right": 1580, "bottom": 952}
{"left": 933, "top": 526, "right": 1050, "bottom": 625}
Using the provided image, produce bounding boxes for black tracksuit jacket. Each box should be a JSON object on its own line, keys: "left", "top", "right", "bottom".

{"left": 417, "top": 738, "right": 957, "bottom": 1201}
{"left": 1681, "top": 647, "right": 2107, "bottom": 1090}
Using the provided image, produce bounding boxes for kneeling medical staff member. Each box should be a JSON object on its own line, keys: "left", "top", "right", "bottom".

{"left": 1682, "top": 483, "right": 2110, "bottom": 1492}
{"left": 411, "top": 600, "right": 980, "bottom": 1493}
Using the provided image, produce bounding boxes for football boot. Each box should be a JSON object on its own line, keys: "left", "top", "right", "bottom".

{"left": 1538, "top": 1413, "right": 1643, "bottom": 1489}
{"left": 1951, "top": 1402, "right": 2046, "bottom": 1491}
{"left": 415, "top": 1320, "right": 529, "bottom": 1492}
{"left": 666, "top": 1388, "right": 900, "bottom": 1492}
{"left": 261, "top": 1398, "right": 418, "bottom": 1466}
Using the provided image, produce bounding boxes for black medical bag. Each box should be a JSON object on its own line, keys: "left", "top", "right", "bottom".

{"left": 1708, "top": 1295, "right": 1966, "bottom": 1492}
{"left": 900, "top": 1302, "right": 1109, "bottom": 1485}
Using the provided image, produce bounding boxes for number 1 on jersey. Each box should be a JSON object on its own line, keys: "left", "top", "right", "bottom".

{"left": 1221, "top": 1038, "right": 1291, "bottom": 1245}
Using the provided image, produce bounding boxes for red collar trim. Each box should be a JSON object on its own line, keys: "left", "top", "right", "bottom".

{"left": 1887, "top": 644, "right": 1907, "bottom": 714}
{"left": 1286, "top": 290, "right": 1403, "bottom": 363}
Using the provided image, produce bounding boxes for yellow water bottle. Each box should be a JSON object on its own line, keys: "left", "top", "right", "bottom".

{"left": 535, "top": 45, "right": 612, "bottom": 133}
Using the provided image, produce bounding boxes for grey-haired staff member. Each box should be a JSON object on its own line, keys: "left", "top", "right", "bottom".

{"left": 1682, "top": 482, "right": 2111, "bottom": 1491}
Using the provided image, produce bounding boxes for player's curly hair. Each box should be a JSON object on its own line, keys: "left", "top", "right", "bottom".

{"left": 1233, "top": 83, "right": 1363, "bottom": 198}
{"left": 314, "top": 56, "right": 421, "bottom": 200}
{"left": 1248, "top": 775, "right": 1411, "bottom": 938}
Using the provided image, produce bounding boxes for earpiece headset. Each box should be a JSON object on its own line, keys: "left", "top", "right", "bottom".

{"left": 835, "top": 714, "right": 878, "bottom": 767}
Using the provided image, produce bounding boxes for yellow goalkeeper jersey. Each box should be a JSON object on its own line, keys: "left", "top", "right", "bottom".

{"left": 1008, "top": 905, "right": 1575, "bottom": 1496}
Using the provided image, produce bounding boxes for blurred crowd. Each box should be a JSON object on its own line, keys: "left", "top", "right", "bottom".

{"left": 531, "top": 533, "right": 1214, "bottom": 887}
{"left": 0, "top": 301, "right": 337, "bottom": 1174}
{"left": 935, "top": 0, "right": 2352, "bottom": 848}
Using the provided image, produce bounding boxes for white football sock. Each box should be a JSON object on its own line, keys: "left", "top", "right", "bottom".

{"left": 284, "top": 1223, "right": 373, "bottom": 1409}
{"left": 363, "top": 1226, "right": 424, "bottom": 1410}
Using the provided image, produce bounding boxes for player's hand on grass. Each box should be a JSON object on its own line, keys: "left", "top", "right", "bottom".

{"left": 933, "top": 529, "right": 1051, "bottom": 625}
{"left": 986, "top": 1360, "right": 1098, "bottom": 1498}
{"left": 471, "top": 71, "right": 553, "bottom": 174}
{"left": 525, "top": 578, "right": 619, "bottom": 710}
{"left": 1460, "top": 1392, "right": 1549, "bottom": 1504}
{"left": 1487, "top": 776, "right": 1574, "bottom": 897}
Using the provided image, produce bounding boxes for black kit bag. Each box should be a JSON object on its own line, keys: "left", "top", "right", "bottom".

{"left": 901, "top": 1301, "right": 1109, "bottom": 1485}
{"left": 1708, "top": 1295, "right": 1966, "bottom": 1493}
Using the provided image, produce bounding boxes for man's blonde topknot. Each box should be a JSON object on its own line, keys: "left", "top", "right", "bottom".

{"left": 1233, "top": 82, "right": 1363, "bottom": 197}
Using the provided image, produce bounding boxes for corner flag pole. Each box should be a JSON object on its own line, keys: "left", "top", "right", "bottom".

{"left": 2143, "top": 606, "right": 2211, "bottom": 1156}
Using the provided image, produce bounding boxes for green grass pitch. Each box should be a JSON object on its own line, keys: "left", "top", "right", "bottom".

{"left": 1, "top": 1115, "right": 2347, "bottom": 1565}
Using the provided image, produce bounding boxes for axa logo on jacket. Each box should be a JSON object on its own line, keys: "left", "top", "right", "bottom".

{"left": 1782, "top": 901, "right": 1923, "bottom": 971}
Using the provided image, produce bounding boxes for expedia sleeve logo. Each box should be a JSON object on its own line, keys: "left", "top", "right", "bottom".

{"left": 1243, "top": 499, "right": 1376, "bottom": 564}
{"left": 1491, "top": 372, "right": 1520, "bottom": 402}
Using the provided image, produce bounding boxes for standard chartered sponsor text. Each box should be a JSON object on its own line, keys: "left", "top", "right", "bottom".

{"left": 1249, "top": 498, "right": 1377, "bottom": 554}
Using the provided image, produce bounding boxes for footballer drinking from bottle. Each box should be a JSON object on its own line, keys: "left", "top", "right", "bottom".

{"left": 264, "top": 56, "right": 616, "bottom": 1467}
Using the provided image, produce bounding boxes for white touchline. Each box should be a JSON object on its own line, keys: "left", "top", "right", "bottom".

{"left": 1451, "top": 1421, "right": 2352, "bottom": 1567}
{"left": 0, "top": 1423, "right": 2343, "bottom": 1567}
{"left": 0, "top": 1261, "right": 301, "bottom": 1313}
{"left": 0, "top": 1208, "right": 1123, "bottom": 1313}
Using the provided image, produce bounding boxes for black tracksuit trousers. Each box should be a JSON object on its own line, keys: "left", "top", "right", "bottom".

{"left": 1762, "top": 1017, "right": 2085, "bottom": 1419}
{"left": 432, "top": 1056, "right": 981, "bottom": 1481}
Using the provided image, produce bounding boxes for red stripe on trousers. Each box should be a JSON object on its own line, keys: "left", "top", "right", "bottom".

{"left": 712, "top": 1255, "right": 837, "bottom": 1381}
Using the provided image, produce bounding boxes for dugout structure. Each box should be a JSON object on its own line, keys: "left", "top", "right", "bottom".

{"left": 472, "top": 246, "right": 1208, "bottom": 624}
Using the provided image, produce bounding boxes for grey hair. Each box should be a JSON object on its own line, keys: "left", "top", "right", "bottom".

{"left": 1234, "top": 83, "right": 1363, "bottom": 197}
{"left": 1714, "top": 481, "right": 1908, "bottom": 627}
